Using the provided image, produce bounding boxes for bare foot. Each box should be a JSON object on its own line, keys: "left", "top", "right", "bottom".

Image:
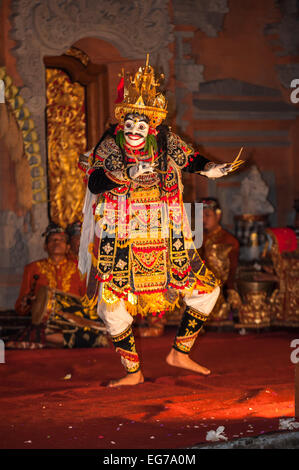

{"left": 166, "top": 348, "right": 211, "bottom": 376}
{"left": 107, "top": 370, "right": 144, "bottom": 387}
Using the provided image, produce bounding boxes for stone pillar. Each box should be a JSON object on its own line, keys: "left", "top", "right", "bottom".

{"left": 0, "top": 206, "right": 48, "bottom": 309}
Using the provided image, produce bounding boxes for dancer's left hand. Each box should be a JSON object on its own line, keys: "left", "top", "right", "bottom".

{"left": 199, "top": 162, "right": 232, "bottom": 179}
{"left": 199, "top": 147, "right": 245, "bottom": 178}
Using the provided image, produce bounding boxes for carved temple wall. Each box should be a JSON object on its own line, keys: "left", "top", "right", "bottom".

{"left": 0, "top": 0, "right": 298, "bottom": 308}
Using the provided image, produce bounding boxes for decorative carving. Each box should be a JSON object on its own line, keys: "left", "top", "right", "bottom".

{"left": 231, "top": 165, "right": 274, "bottom": 216}
{"left": 172, "top": 0, "right": 228, "bottom": 37}
{"left": 10, "top": 0, "right": 173, "bottom": 115}
{"left": 172, "top": 1, "right": 229, "bottom": 132}
{"left": 65, "top": 47, "right": 90, "bottom": 66}
{"left": 46, "top": 68, "right": 87, "bottom": 228}
{"left": 264, "top": 1, "right": 299, "bottom": 90}
{"left": 233, "top": 278, "right": 276, "bottom": 328}
{"left": 234, "top": 289, "right": 272, "bottom": 328}
{"left": 0, "top": 67, "right": 46, "bottom": 205}
{"left": 267, "top": 230, "right": 299, "bottom": 327}
{"left": 264, "top": 0, "right": 299, "bottom": 57}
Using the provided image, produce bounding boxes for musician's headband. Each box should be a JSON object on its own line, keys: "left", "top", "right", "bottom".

{"left": 42, "top": 223, "right": 66, "bottom": 242}
{"left": 199, "top": 198, "right": 222, "bottom": 214}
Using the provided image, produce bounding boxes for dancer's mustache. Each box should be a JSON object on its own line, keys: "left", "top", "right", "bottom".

{"left": 124, "top": 132, "right": 145, "bottom": 138}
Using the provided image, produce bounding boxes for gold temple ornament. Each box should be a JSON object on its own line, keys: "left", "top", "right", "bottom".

{"left": 46, "top": 68, "right": 87, "bottom": 228}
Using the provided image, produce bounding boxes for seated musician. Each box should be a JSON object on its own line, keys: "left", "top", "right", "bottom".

{"left": 15, "top": 223, "right": 85, "bottom": 315}
{"left": 10, "top": 223, "right": 108, "bottom": 349}
{"left": 200, "top": 198, "right": 239, "bottom": 292}
{"left": 198, "top": 198, "right": 239, "bottom": 324}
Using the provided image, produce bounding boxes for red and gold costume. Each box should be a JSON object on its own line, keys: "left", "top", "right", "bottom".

{"left": 78, "top": 59, "right": 237, "bottom": 375}
{"left": 84, "top": 132, "right": 220, "bottom": 317}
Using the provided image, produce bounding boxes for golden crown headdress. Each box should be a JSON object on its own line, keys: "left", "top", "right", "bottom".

{"left": 115, "top": 54, "right": 168, "bottom": 128}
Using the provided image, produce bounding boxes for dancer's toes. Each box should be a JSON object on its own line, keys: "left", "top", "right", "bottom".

{"left": 107, "top": 370, "right": 144, "bottom": 387}
{"left": 166, "top": 348, "right": 211, "bottom": 376}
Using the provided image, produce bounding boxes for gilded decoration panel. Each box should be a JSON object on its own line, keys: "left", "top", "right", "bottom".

{"left": 46, "top": 68, "right": 87, "bottom": 227}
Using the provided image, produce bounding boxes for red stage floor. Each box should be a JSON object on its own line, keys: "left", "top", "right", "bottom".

{"left": 0, "top": 328, "right": 298, "bottom": 449}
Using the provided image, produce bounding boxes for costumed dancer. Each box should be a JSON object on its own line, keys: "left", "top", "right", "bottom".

{"left": 78, "top": 56, "right": 244, "bottom": 386}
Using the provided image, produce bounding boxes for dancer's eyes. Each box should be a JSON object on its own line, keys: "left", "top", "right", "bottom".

{"left": 137, "top": 122, "right": 149, "bottom": 133}
{"left": 125, "top": 121, "right": 134, "bottom": 129}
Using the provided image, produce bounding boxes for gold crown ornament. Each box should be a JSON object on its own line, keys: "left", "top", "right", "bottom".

{"left": 115, "top": 54, "right": 168, "bottom": 128}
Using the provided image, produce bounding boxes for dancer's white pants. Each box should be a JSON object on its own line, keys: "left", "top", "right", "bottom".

{"left": 98, "top": 286, "right": 220, "bottom": 336}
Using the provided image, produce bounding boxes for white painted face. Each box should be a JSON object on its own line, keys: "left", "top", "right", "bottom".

{"left": 124, "top": 114, "right": 149, "bottom": 148}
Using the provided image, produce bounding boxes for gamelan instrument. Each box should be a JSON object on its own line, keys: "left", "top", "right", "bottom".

{"left": 31, "top": 286, "right": 106, "bottom": 332}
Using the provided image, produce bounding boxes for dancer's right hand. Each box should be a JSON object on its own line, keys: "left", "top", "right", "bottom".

{"left": 128, "top": 162, "right": 155, "bottom": 179}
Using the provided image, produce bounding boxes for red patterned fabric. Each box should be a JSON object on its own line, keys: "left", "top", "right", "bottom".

{"left": 268, "top": 227, "right": 297, "bottom": 253}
